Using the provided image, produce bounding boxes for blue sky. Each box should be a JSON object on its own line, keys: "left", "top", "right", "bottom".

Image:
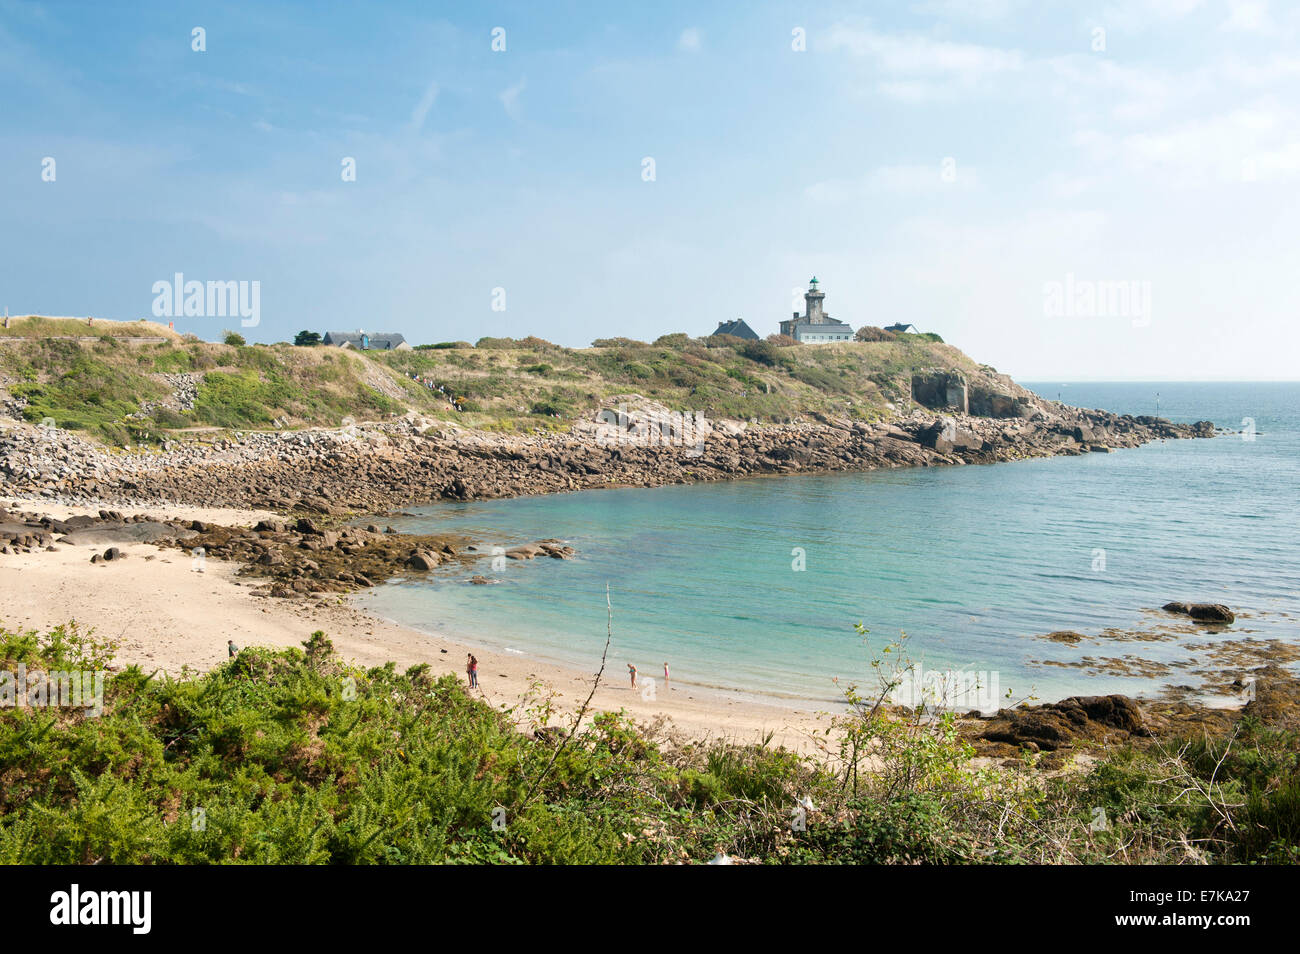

{"left": 2, "top": 0, "right": 1298, "bottom": 380}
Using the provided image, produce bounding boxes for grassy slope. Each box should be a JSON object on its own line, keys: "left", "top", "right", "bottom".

{"left": 379, "top": 334, "right": 980, "bottom": 431}
{"left": 0, "top": 319, "right": 990, "bottom": 446}
{"left": 0, "top": 333, "right": 429, "bottom": 445}
{"left": 0, "top": 315, "right": 185, "bottom": 339}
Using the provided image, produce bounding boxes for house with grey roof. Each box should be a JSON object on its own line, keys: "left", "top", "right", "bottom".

{"left": 712, "top": 318, "right": 760, "bottom": 340}
{"left": 779, "top": 278, "right": 854, "bottom": 343}
{"left": 322, "top": 330, "right": 411, "bottom": 351}
{"left": 884, "top": 323, "right": 919, "bottom": 334}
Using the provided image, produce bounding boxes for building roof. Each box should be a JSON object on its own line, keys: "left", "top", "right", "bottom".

{"left": 884, "top": 323, "right": 918, "bottom": 333}
{"left": 786, "top": 319, "right": 852, "bottom": 332}
{"left": 713, "top": 319, "right": 760, "bottom": 340}
{"left": 780, "top": 319, "right": 852, "bottom": 337}
{"left": 323, "top": 331, "right": 408, "bottom": 349}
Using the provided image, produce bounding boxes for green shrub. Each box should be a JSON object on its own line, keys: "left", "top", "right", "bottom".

{"left": 152, "top": 349, "right": 194, "bottom": 372}
{"left": 529, "top": 398, "right": 567, "bottom": 416}
{"left": 517, "top": 336, "right": 561, "bottom": 351}
{"left": 736, "top": 340, "right": 779, "bottom": 367}
{"left": 654, "top": 333, "right": 692, "bottom": 348}
{"left": 623, "top": 362, "right": 654, "bottom": 381}
{"left": 702, "top": 334, "right": 744, "bottom": 348}
{"left": 2, "top": 621, "right": 1295, "bottom": 865}
{"left": 192, "top": 370, "right": 283, "bottom": 427}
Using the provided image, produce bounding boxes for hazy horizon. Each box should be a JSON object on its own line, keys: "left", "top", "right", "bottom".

{"left": 4, "top": 0, "right": 1299, "bottom": 381}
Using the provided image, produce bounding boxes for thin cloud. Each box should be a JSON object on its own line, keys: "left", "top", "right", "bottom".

{"left": 806, "top": 163, "right": 979, "bottom": 202}
{"left": 409, "top": 80, "right": 439, "bottom": 132}
{"left": 196, "top": 76, "right": 258, "bottom": 97}
{"left": 828, "top": 23, "right": 1023, "bottom": 77}
{"left": 678, "top": 27, "right": 702, "bottom": 52}
{"left": 1073, "top": 105, "right": 1300, "bottom": 187}
{"left": 1100, "top": 0, "right": 1206, "bottom": 31}
{"left": 915, "top": 0, "right": 1019, "bottom": 18}
{"left": 1221, "top": 0, "right": 1272, "bottom": 32}
{"left": 827, "top": 21, "right": 1023, "bottom": 101}
{"left": 499, "top": 77, "right": 526, "bottom": 120}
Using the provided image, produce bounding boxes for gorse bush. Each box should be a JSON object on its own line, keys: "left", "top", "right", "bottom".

{"left": 0, "top": 625, "right": 825, "bottom": 864}
{"left": 3, "top": 622, "right": 1291, "bottom": 864}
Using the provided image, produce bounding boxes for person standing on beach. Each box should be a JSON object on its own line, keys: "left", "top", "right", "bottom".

{"left": 663, "top": 662, "right": 670, "bottom": 689}
{"left": 467, "top": 654, "right": 479, "bottom": 689}
{"left": 627, "top": 663, "right": 637, "bottom": 689}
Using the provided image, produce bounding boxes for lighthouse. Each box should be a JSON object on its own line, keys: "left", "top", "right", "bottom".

{"left": 779, "top": 276, "right": 855, "bottom": 343}
{"left": 805, "top": 276, "right": 826, "bottom": 323}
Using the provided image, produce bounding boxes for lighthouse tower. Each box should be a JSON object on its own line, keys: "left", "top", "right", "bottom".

{"left": 805, "top": 277, "right": 826, "bottom": 323}
{"left": 779, "top": 275, "right": 853, "bottom": 342}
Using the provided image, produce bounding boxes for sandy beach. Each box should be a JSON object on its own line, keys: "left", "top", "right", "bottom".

{"left": 1, "top": 498, "right": 832, "bottom": 753}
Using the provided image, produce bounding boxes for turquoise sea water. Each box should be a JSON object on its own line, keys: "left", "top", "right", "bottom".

{"left": 357, "top": 383, "right": 1299, "bottom": 710}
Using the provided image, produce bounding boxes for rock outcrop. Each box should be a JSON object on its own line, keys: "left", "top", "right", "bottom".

{"left": 0, "top": 397, "right": 1215, "bottom": 516}
{"left": 1162, "top": 602, "right": 1236, "bottom": 624}
{"left": 980, "top": 694, "right": 1152, "bottom": 752}
{"left": 911, "top": 369, "right": 968, "bottom": 414}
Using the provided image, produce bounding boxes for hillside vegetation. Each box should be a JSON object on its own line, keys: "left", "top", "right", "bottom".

{"left": 0, "top": 318, "right": 991, "bottom": 446}
{"left": 3, "top": 623, "right": 1295, "bottom": 864}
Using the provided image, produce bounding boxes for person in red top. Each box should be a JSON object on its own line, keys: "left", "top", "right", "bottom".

{"left": 467, "top": 654, "right": 479, "bottom": 689}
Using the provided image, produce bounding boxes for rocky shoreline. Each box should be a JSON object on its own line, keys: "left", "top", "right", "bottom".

{"left": 4, "top": 498, "right": 1294, "bottom": 763}
{"left": 0, "top": 394, "right": 1215, "bottom": 516}
{"left": 0, "top": 503, "right": 578, "bottom": 599}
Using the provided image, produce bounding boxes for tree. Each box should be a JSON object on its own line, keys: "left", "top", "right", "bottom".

{"left": 855, "top": 326, "right": 895, "bottom": 342}
{"left": 222, "top": 330, "right": 246, "bottom": 346}
{"left": 294, "top": 330, "right": 322, "bottom": 346}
